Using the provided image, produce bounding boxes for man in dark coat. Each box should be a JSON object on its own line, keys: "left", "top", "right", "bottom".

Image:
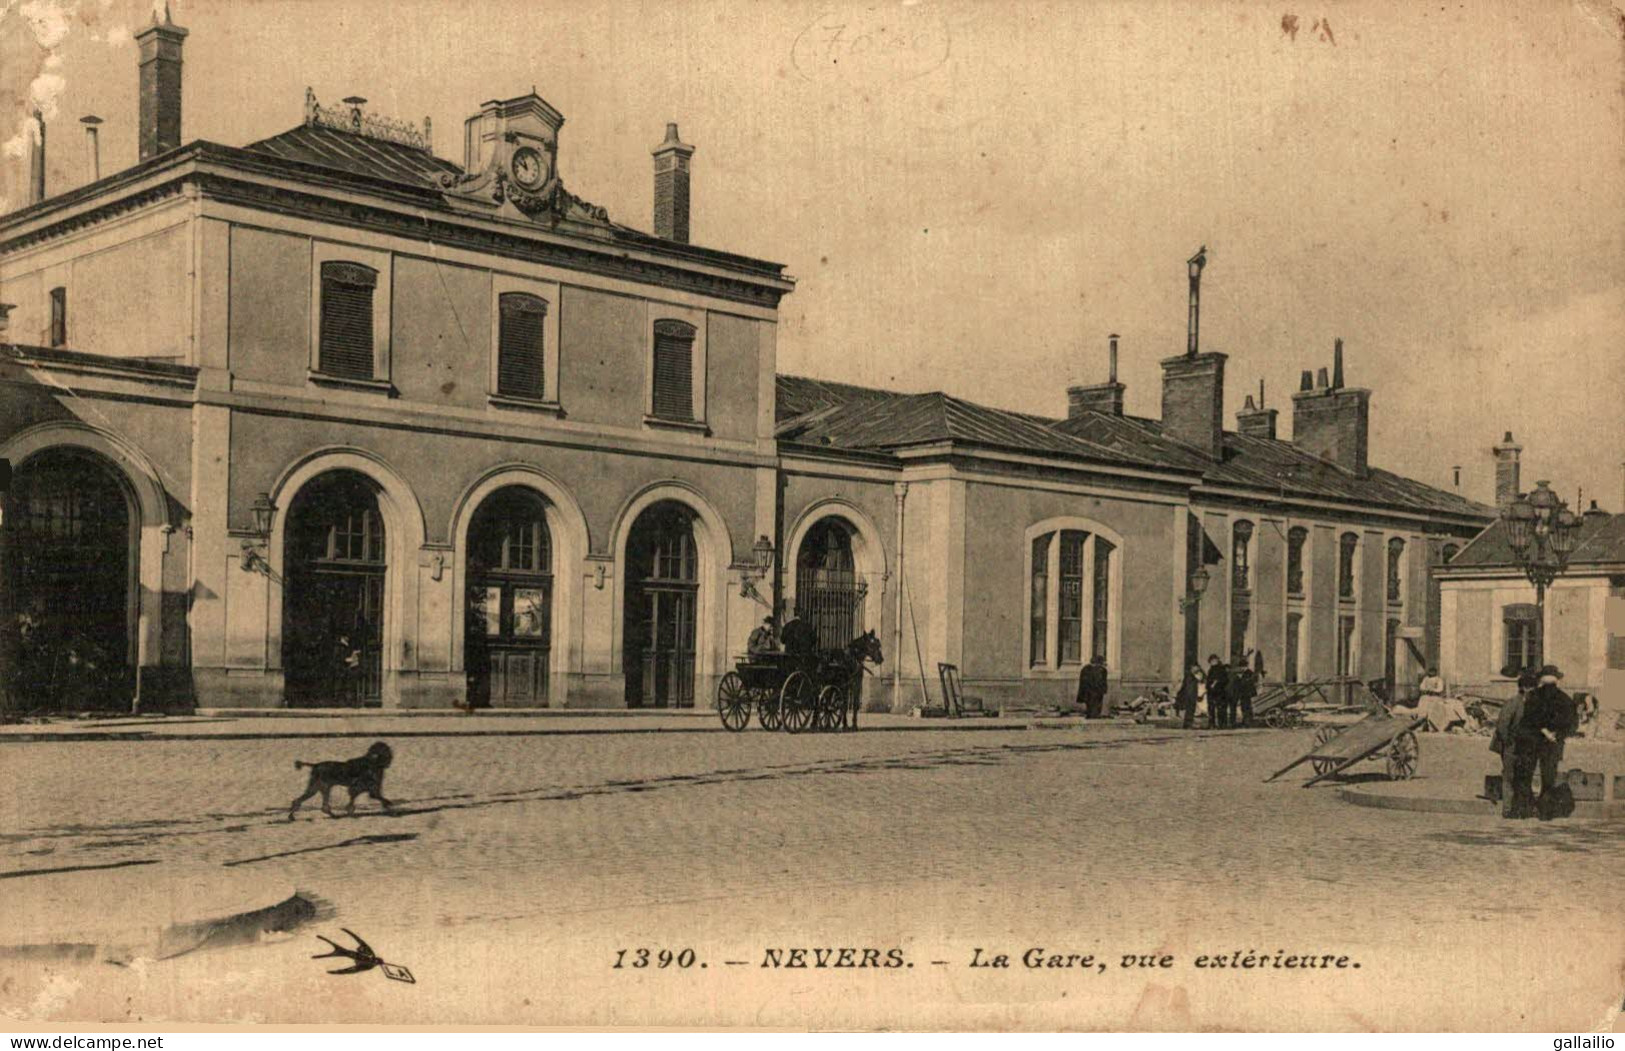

{"left": 1076, "top": 655, "right": 1109, "bottom": 718}
{"left": 1233, "top": 657, "right": 1257, "bottom": 728}
{"left": 1521, "top": 664, "right": 1578, "bottom": 818}
{"left": 781, "top": 614, "right": 817, "bottom": 653}
{"left": 1205, "top": 654, "right": 1230, "bottom": 729}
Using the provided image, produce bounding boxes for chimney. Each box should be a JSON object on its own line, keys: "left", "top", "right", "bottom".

{"left": 81, "top": 115, "right": 102, "bottom": 183}
{"left": 1583, "top": 499, "right": 1607, "bottom": 520}
{"left": 1236, "top": 386, "right": 1278, "bottom": 439}
{"left": 136, "top": 4, "right": 188, "bottom": 162}
{"left": 28, "top": 110, "right": 45, "bottom": 204}
{"left": 1292, "top": 339, "right": 1371, "bottom": 476}
{"left": 1452, "top": 466, "right": 1461, "bottom": 490}
{"left": 1162, "top": 247, "right": 1226, "bottom": 457}
{"left": 1160, "top": 350, "right": 1226, "bottom": 458}
{"left": 1492, "top": 431, "right": 1522, "bottom": 509}
{"left": 652, "top": 122, "right": 694, "bottom": 243}
{"left": 1067, "top": 333, "right": 1126, "bottom": 418}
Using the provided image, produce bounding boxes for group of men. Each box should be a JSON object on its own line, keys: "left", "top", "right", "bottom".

{"left": 1173, "top": 654, "right": 1260, "bottom": 730}
{"left": 1489, "top": 663, "right": 1579, "bottom": 820}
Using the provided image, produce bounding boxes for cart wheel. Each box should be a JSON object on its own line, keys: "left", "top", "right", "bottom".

{"left": 1386, "top": 730, "right": 1418, "bottom": 781}
{"left": 717, "top": 673, "right": 750, "bottom": 732}
{"left": 1309, "top": 724, "right": 1340, "bottom": 776}
{"left": 817, "top": 685, "right": 845, "bottom": 732}
{"left": 781, "top": 672, "right": 812, "bottom": 733}
{"left": 757, "top": 690, "right": 782, "bottom": 731}
{"left": 1264, "top": 708, "right": 1286, "bottom": 729}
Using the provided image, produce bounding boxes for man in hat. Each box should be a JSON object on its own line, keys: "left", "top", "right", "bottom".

{"left": 1076, "top": 654, "right": 1109, "bottom": 718}
{"left": 747, "top": 616, "right": 778, "bottom": 655}
{"left": 1521, "top": 663, "right": 1579, "bottom": 818}
{"left": 1204, "top": 654, "right": 1230, "bottom": 729}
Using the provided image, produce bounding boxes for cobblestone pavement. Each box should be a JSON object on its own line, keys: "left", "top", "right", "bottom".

{"left": 2, "top": 725, "right": 1619, "bottom": 1030}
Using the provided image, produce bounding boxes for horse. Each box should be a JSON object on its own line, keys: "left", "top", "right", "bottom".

{"left": 826, "top": 629, "right": 884, "bottom": 731}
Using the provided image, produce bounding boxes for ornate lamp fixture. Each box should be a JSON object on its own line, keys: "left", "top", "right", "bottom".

{"left": 739, "top": 534, "right": 776, "bottom": 604}
{"left": 1501, "top": 479, "right": 1583, "bottom": 666}
{"left": 1178, "top": 565, "right": 1210, "bottom": 613}
{"left": 240, "top": 492, "right": 277, "bottom": 575}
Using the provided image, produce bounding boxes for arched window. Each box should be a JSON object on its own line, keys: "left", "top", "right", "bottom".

{"left": 795, "top": 518, "right": 863, "bottom": 651}
{"left": 496, "top": 293, "right": 548, "bottom": 400}
{"left": 1386, "top": 537, "right": 1405, "bottom": 603}
{"left": 651, "top": 319, "right": 696, "bottom": 421}
{"left": 1232, "top": 520, "right": 1254, "bottom": 591}
{"left": 318, "top": 261, "right": 378, "bottom": 380}
{"left": 1027, "top": 526, "right": 1115, "bottom": 669}
{"left": 1338, "top": 532, "right": 1359, "bottom": 600}
{"left": 1286, "top": 526, "right": 1308, "bottom": 597}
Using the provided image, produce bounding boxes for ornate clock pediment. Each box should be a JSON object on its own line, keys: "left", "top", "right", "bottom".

{"left": 441, "top": 91, "right": 610, "bottom": 227}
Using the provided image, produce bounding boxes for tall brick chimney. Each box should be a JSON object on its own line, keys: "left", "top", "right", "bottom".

{"left": 1292, "top": 338, "right": 1371, "bottom": 476}
{"left": 652, "top": 122, "right": 694, "bottom": 243}
{"left": 1161, "top": 351, "right": 1227, "bottom": 458}
{"left": 1492, "top": 431, "right": 1522, "bottom": 509}
{"left": 1236, "top": 382, "right": 1277, "bottom": 439}
{"left": 1067, "top": 333, "right": 1126, "bottom": 417}
{"left": 136, "top": 5, "right": 188, "bottom": 162}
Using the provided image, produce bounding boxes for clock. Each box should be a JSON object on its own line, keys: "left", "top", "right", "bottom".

{"left": 510, "top": 146, "right": 547, "bottom": 189}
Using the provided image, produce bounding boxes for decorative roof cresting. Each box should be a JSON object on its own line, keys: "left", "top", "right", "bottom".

{"left": 304, "top": 88, "right": 432, "bottom": 152}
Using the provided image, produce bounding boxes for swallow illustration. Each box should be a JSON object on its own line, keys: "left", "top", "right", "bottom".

{"left": 312, "top": 928, "right": 415, "bottom": 983}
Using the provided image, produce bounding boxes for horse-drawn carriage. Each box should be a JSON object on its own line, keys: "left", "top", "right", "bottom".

{"left": 715, "top": 630, "right": 883, "bottom": 733}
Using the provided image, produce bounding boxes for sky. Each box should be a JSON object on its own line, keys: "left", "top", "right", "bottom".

{"left": 3, "top": 0, "right": 1622, "bottom": 511}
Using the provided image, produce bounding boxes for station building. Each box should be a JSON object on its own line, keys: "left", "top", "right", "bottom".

{"left": 0, "top": 13, "right": 1494, "bottom": 714}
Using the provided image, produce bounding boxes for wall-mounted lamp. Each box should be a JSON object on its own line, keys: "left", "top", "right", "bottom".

{"left": 739, "top": 534, "right": 776, "bottom": 603}
{"left": 239, "top": 491, "right": 277, "bottom": 574}
{"left": 594, "top": 563, "right": 607, "bottom": 590}
{"left": 1177, "top": 565, "right": 1209, "bottom": 613}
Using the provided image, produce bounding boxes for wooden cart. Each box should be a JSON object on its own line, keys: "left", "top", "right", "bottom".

{"left": 1264, "top": 709, "right": 1426, "bottom": 787}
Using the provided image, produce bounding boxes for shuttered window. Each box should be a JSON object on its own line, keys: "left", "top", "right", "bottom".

{"left": 318, "top": 262, "right": 377, "bottom": 380}
{"left": 49, "top": 287, "right": 66, "bottom": 348}
{"left": 497, "top": 293, "right": 547, "bottom": 399}
{"left": 651, "top": 320, "right": 695, "bottom": 421}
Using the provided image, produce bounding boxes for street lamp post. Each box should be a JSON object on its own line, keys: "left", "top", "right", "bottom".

{"left": 1179, "top": 565, "right": 1210, "bottom": 675}
{"left": 1502, "top": 480, "right": 1582, "bottom": 668}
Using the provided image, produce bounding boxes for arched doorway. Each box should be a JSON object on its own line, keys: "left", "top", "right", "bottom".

{"left": 465, "top": 486, "right": 553, "bottom": 708}
{"left": 795, "top": 516, "right": 864, "bottom": 652}
{"left": 624, "top": 501, "right": 698, "bottom": 708}
{"left": 7, "top": 449, "right": 135, "bottom": 711}
{"left": 283, "top": 470, "right": 387, "bottom": 708}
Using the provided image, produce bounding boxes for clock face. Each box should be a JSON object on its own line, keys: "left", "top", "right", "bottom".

{"left": 511, "top": 146, "right": 546, "bottom": 189}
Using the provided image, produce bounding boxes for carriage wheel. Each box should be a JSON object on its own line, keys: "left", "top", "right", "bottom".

{"left": 781, "top": 672, "right": 813, "bottom": 734}
{"left": 1309, "top": 724, "right": 1340, "bottom": 777}
{"left": 1264, "top": 708, "right": 1287, "bottom": 730}
{"left": 717, "top": 673, "right": 750, "bottom": 732}
{"left": 817, "top": 685, "right": 845, "bottom": 733}
{"left": 1386, "top": 730, "right": 1419, "bottom": 781}
{"left": 756, "top": 690, "right": 782, "bottom": 731}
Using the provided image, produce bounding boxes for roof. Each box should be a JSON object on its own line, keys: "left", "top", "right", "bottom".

{"left": 775, "top": 377, "right": 1171, "bottom": 471}
{"left": 1446, "top": 512, "right": 1625, "bottom": 570}
{"left": 248, "top": 124, "right": 464, "bottom": 189}
{"left": 776, "top": 373, "right": 1495, "bottom": 521}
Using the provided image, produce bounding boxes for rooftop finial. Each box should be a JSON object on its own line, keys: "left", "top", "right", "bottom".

{"left": 1332, "top": 337, "right": 1345, "bottom": 389}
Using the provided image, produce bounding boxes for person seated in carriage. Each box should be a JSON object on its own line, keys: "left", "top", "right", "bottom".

{"left": 747, "top": 616, "right": 779, "bottom": 655}
{"left": 780, "top": 612, "right": 819, "bottom": 659}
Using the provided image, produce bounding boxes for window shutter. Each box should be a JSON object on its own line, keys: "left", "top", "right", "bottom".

{"left": 651, "top": 320, "right": 695, "bottom": 420}
{"left": 498, "top": 294, "right": 546, "bottom": 399}
{"left": 319, "top": 263, "right": 377, "bottom": 380}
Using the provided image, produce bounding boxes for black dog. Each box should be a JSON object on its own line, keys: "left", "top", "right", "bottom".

{"left": 288, "top": 741, "right": 395, "bottom": 820}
